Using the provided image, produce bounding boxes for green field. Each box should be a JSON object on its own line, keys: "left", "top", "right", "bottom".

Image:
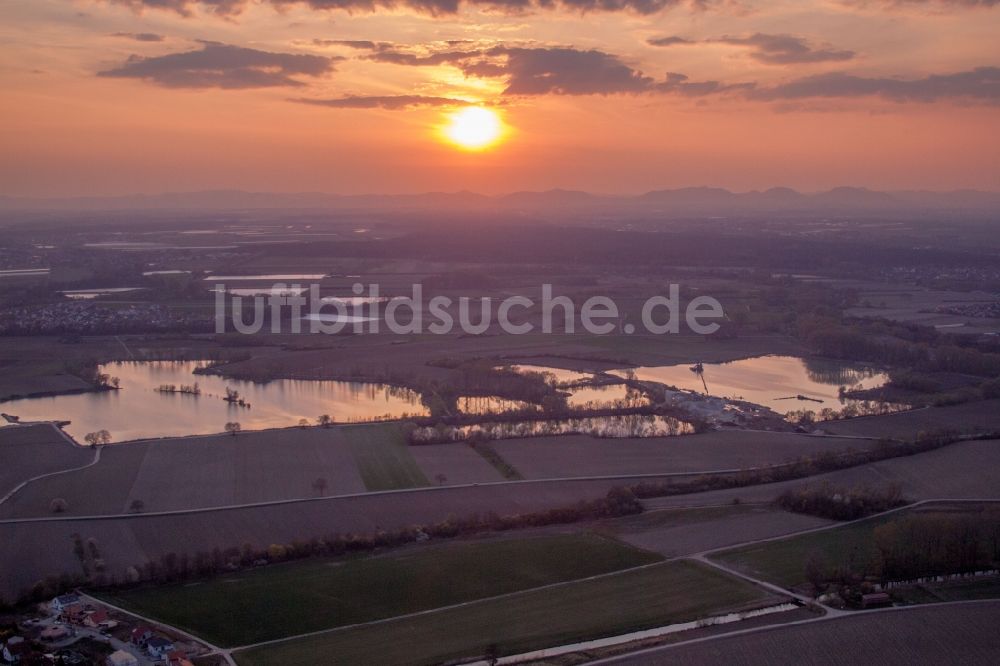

{"left": 234, "top": 559, "right": 765, "bottom": 666}
{"left": 99, "top": 533, "right": 660, "bottom": 647}
{"left": 712, "top": 505, "right": 985, "bottom": 589}
{"left": 343, "top": 424, "right": 430, "bottom": 491}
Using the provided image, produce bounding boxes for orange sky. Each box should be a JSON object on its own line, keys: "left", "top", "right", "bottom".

{"left": 1, "top": 0, "right": 998, "bottom": 196}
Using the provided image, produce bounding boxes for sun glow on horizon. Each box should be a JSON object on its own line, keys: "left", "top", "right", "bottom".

{"left": 442, "top": 107, "right": 505, "bottom": 151}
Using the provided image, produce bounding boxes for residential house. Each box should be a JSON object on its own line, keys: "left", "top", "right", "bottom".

{"left": 2, "top": 637, "right": 29, "bottom": 663}
{"left": 145, "top": 636, "right": 175, "bottom": 661}
{"left": 167, "top": 650, "right": 195, "bottom": 666}
{"left": 106, "top": 650, "right": 139, "bottom": 666}
{"left": 49, "top": 594, "right": 81, "bottom": 614}
{"left": 82, "top": 609, "right": 109, "bottom": 629}
{"left": 62, "top": 604, "right": 87, "bottom": 625}
{"left": 130, "top": 625, "right": 153, "bottom": 646}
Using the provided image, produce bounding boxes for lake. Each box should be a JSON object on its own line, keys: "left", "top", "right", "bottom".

{"left": 613, "top": 355, "right": 891, "bottom": 415}
{"left": 2, "top": 361, "right": 426, "bottom": 442}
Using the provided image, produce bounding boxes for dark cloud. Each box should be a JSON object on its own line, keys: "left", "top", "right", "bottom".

{"left": 657, "top": 71, "right": 754, "bottom": 95}
{"left": 365, "top": 44, "right": 655, "bottom": 95}
{"left": 106, "top": 0, "right": 704, "bottom": 17}
{"left": 649, "top": 32, "right": 855, "bottom": 64}
{"left": 647, "top": 36, "right": 693, "bottom": 46}
{"left": 366, "top": 49, "right": 482, "bottom": 67}
{"left": 98, "top": 41, "right": 338, "bottom": 88}
{"left": 109, "top": 0, "right": 246, "bottom": 15}
{"left": 294, "top": 94, "right": 467, "bottom": 108}
{"left": 495, "top": 47, "right": 654, "bottom": 94}
{"left": 749, "top": 67, "right": 1000, "bottom": 102}
{"left": 715, "top": 33, "right": 855, "bottom": 64}
{"left": 111, "top": 32, "right": 166, "bottom": 42}
{"left": 313, "top": 39, "right": 392, "bottom": 50}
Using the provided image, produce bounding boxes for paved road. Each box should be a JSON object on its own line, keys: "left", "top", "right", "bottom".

{"left": 83, "top": 592, "right": 236, "bottom": 666}
{"left": 592, "top": 600, "right": 1000, "bottom": 665}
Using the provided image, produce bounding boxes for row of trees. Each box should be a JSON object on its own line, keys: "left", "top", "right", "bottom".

{"left": 18, "top": 488, "right": 642, "bottom": 600}
{"left": 874, "top": 510, "right": 1000, "bottom": 581}
{"left": 629, "top": 429, "right": 992, "bottom": 503}
{"left": 799, "top": 315, "right": 1000, "bottom": 379}
{"left": 776, "top": 482, "right": 907, "bottom": 521}
{"left": 226, "top": 414, "right": 336, "bottom": 436}
{"left": 805, "top": 508, "right": 1000, "bottom": 594}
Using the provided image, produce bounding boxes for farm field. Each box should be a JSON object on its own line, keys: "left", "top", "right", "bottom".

{"left": 345, "top": 424, "right": 429, "bottom": 491}
{"left": 711, "top": 502, "right": 993, "bottom": 589}
{"left": 618, "top": 600, "right": 1000, "bottom": 665}
{"left": 491, "top": 431, "right": 870, "bottom": 480}
{"left": 640, "top": 438, "right": 1000, "bottom": 511}
{"left": 0, "top": 426, "right": 369, "bottom": 518}
{"left": 0, "top": 360, "right": 92, "bottom": 401}
{"left": 3, "top": 435, "right": 998, "bottom": 597}
{"left": 233, "top": 559, "right": 769, "bottom": 666}
{"left": 0, "top": 424, "right": 93, "bottom": 498}
{"left": 100, "top": 533, "right": 659, "bottom": 647}
{"left": 0, "top": 474, "right": 661, "bottom": 598}
{"left": 408, "top": 442, "right": 504, "bottom": 485}
{"left": 601, "top": 505, "right": 832, "bottom": 558}
{"left": 821, "top": 400, "right": 1000, "bottom": 439}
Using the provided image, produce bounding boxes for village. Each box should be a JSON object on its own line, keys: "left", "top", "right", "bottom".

{"left": 1, "top": 593, "right": 214, "bottom": 666}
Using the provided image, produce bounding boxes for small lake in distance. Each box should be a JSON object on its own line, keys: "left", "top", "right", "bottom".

{"left": 612, "top": 355, "right": 891, "bottom": 415}
{"left": 3, "top": 361, "right": 427, "bottom": 442}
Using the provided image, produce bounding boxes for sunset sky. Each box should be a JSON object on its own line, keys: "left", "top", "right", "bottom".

{"left": 1, "top": 0, "right": 998, "bottom": 197}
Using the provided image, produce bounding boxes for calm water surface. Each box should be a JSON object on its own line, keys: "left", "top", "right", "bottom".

{"left": 4, "top": 361, "right": 426, "bottom": 442}
{"left": 613, "top": 355, "right": 890, "bottom": 415}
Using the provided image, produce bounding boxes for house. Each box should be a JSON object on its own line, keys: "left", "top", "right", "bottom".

{"left": 106, "top": 650, "right": 139, "bottom": 666}
{"left": 860, "top": 592, "right": 892, "bottom": 608}
{"left": 62, "top": 604, "right": 87, "bottom": 625}
{"left": 82, "top": 609, "right": 109, "bottom": 628}
{"left": 130, "top": 625, "right": 153, "bottom": 646}
{"left": 145, "top": 636, "right": 175, "bottom": 660}
{"left": 49, "top": 594, "right": 81, "bottom": 614}
{"left": 2, "top": 636, "right": 30, "bottom": 663}
{"left": 167, "top": 650, "right": 195, "bottom": 666}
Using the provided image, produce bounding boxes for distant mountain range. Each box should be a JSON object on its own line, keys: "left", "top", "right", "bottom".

{"left": 2, "top": 186, "right": 999, "bottom": 216}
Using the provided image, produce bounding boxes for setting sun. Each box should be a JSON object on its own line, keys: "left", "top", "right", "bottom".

{"left": 442, "top": 107, "right": 504, "bottom": 151}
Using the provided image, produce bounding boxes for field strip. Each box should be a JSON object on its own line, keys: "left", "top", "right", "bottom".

{"left": 699, "top": 498, "right": 1000, "bottom": 562}
{"left": 0, "top": 464, "right": 839, "bottom": 524}
{"left": 461, "top": 602, "right": 801, "bottom": 666}
{"left": 586, "top": 598, "right": 1000, "bottom": 665}
{"left": 0, "top": 442, "right": 101, "bottom": 507}
{"left": 226, "top": 559, "right": 673, "bottom": 652}
{"left": 0, "top": 428, "right": 899, "bottom": 524}
{"left": 692, "top": 554, "right": 817, "bottom": 606}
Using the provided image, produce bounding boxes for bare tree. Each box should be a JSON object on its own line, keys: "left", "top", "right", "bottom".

{"left": 312, "top": 477, "right": 328, "bottom": 497}
{"left": 805, "top": 551, "right": 828, "bottom": 596}
{"left": 298, "top": 418, "right": 310, "bottom": 429}
{"left": 317, "top": 414, "right": 333, "bottom": 428}
{"left": 225, "top": 421, "right": 242, "bottom": 437}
